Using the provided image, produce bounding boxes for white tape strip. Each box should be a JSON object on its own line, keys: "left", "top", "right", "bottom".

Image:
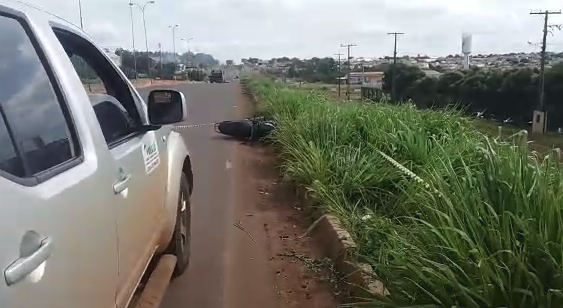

{"left": 174, "top": 123, "right": 215, "bottom": 129}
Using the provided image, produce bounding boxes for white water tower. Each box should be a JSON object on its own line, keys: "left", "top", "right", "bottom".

{"left": 461, "top": 33, "right": 472, "bottom": 69}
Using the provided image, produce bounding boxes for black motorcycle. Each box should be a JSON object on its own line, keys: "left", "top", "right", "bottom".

{"left": 214, "top": 117, "right": 276, "bottom": 141}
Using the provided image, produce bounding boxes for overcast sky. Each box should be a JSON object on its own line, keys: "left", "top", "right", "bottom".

{"left": 8, "top": 0, "right": 563, "bottom": 61}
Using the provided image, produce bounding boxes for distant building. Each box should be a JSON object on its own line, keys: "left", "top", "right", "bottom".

{"left": 104, "top": 48, "right": 122, "bottom": 67}
{"left": 422, "top": 70, "right": 442, "bottom": 78}
{"left": 175, "top": 63, "right": 186, "bottom": 73}
{"left": 150, "top": 54, "right": 176, "bottom": 64}
{"left": 346, "top": 71, "right": 384, "bottom": 86}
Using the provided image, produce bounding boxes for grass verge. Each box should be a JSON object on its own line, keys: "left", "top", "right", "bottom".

{"left": 244, "top": 76, "right": 563, "bottom": 308}
{"left": 474, "top": 119, "right": 563, "bottom": 154}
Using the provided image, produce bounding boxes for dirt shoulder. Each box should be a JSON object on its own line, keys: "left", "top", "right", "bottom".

{"left": 134, "top": 79, "right": 187, "bottom": 88}
{"left": 223, "top": 86, "right": 339, "bottom": 308}
{"left": 84, "top": 79, "right": 189, "bottom": 94}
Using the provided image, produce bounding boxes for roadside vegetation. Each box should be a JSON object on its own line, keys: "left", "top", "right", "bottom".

{"left": 244, "top": 76, "right": 563, "bottom": 308}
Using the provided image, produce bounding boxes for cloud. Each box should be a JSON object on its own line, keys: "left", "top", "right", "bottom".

{"left": 3, "top": 0, "right": 563, "bottom": 60}
{"left": 87, "top": 21, "right": 120, "bottom": 46}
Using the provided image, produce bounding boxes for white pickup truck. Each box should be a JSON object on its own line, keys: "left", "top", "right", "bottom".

{"left": 0, "top": 2, "right": 193, "bottom": 308}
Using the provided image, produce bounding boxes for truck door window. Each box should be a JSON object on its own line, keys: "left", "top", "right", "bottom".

{"left": 52, "top": 28, "right": 143, "bottom": 145}
{"left": 90, "top": 95, "right": 136, "bottom": 144}
{"left": 0, "top": 106, "right": 24, "bottom": 177}
{"left": 70, "top": 55, "right": 108, "bottom": 95}
{"left": 0, "top": 13, "right": 80, "bottom": 182}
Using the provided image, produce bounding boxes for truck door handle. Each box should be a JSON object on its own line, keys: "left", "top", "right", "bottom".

{"left": 113, "top": 173, "right": 131, "bottom": 194}
{"left": 4, "top": 237, "right": 53, "bottom": 286}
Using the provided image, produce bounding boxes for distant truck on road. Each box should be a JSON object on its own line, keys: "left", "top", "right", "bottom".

{"left": 209, "top": 69, "right": 225, "bottom": 83}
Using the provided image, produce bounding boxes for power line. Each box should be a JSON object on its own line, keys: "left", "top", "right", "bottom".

{"left": 387, "top": 32, "right": 404, "bottom": 102}
{"left": 340, "top": 43, "right": 356, "bottom": 100}
{"left": 334, "top": 52, "right": 343, "bottom": 97}
{"left": 530, "top": 10, "right": 561, "bottom": 132}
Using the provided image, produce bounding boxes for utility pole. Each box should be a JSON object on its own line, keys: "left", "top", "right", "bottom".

{"left": 340, "top": 44, "right": 356, "bottom": 100}
{"left": 361, "top": 63, "right": 365, "bottom": 85}
{"left": 282, "top": 67, "right": 287, "bottom": 83}
{"left": 361, "top": 63, "right": 365, "bottom": 100}
{"left": 334, "top": 52, "right": 343, "bottom": 97}
{"left": 387, "top": 32, "right": 404, "bottom": 102}
{"left": 530, "top": 10, "right": 561, "bottom": 117}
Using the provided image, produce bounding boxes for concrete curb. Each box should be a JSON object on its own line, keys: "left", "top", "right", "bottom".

{"left": 240, "top": 80, "right": 388, "bottom": 302}
{"left": 295, "top": 187, "right": 388, "bottom": 302}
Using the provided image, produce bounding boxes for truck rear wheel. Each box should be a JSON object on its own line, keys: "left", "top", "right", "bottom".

{"left": 165, "top": 172, "right": 191, "bottom": 277}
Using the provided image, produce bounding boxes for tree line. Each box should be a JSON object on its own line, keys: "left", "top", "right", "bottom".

{"left": 244, "top": 56, "right": 394, "bottom": 84}
{"left": 380, "top": 63, "right": 563, "bottom": 130}
{"left": 115, "top": 49, "right": 218, "bottom": 80}
{"left": 72, "top": 49, "right": 218, "bottom": 81}
{"left": 246, "top": 57, "right": 374, "bottom": 84}
{"left": 249, "top": 54, "right": 563, "bottom": 130}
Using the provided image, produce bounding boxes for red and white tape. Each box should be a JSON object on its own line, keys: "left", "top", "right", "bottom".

{"left": 174, "top": 123, "right": 215, "bottom": 129}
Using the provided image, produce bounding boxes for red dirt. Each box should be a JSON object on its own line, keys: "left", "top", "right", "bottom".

{"left": 224, "top": 88, "right": 340, "bottom": 308}
{"left": 83, "top": 79, "right": 187, "bottom": 94}
{"left": 134, "top": 79, "right": 185, "bottom": 88}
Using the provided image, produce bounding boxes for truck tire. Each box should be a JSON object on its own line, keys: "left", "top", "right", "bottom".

{"left": 165, "top": 172, "right": 191, "bottom": 277}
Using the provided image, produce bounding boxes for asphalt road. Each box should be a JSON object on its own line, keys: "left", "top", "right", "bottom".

{"left": 138, "top": 83, "right": 239, "bottom": 308}
{"left": 135, "top": 82, "right": 333, "bottom": 308}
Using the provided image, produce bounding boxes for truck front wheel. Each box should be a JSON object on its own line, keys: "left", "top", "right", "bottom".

{"left": 165, "top": 172, "right": 191, "bottom": 277}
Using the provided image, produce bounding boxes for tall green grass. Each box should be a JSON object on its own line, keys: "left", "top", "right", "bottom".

{"left": 245, "top": 77, "right": 563, "bottom": 307}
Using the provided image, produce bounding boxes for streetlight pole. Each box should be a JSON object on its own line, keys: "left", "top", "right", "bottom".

{"left": 78, "top": 0, "right": 84, "bottom": 29}
{"left": 158, "top": 42, "right": 163, "bottom": 78}
{"left": 181, "top": 37, "right": 192, "bottom": 64}
{"left": 169, "top": 24, "right": 179, "bottom": 74}
{"left": 130, "top": 0, "right": 155, "bottom": 81}
{"left": 128, "top": 0, "right": 137, "bottom": 79}
{"left": 76, "top": 0, "right": 87, "bottom": 89}
{"left": 181, "top": 38, "right": 193, "bottom": 49}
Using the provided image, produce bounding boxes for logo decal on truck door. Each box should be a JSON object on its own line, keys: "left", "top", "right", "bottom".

{"left": 142, "top": 140, "right": 160, "bottom": 174}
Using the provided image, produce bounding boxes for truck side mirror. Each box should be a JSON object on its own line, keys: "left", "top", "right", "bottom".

{"left": 147, "top": 89, "right": 187, "bottom": 125}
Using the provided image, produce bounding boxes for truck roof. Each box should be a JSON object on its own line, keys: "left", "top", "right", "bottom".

{"left": 0, "top": 0, "right": 88, "bottom": 35}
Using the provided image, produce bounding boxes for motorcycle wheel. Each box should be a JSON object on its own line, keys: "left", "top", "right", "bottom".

{"left": 215, "top": 120, "right": 253, "bottom": 140}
